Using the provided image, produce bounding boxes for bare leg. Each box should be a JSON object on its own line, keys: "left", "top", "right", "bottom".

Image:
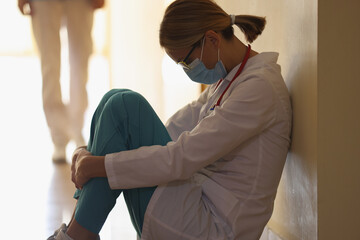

{"left": 67, "top": 219, "right": 98, "bottom": 240}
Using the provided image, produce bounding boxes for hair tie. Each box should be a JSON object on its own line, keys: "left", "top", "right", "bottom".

{"left": 230, "top": 14, "right": 236, "bottom": 25}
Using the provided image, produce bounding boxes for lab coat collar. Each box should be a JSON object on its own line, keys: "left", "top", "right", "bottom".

{"left": 223, "top": 52, "right": 279, "bottom": 83}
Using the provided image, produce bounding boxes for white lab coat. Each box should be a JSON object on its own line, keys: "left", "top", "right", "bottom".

{"left": 105, "top": 52, "right": 292, "bottom": 240}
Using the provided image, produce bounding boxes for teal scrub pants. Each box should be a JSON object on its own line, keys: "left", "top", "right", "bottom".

{"left": 73, "top": 89, "right": 172, "bottom": 237}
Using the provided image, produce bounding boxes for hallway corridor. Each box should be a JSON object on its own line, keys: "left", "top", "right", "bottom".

{"left": 0, "top": 55, "right": 137, "bottom": 239}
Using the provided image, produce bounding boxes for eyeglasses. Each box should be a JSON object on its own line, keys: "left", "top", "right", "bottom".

{"left": 177, "top": 44, "right": 197, "bottom": 70}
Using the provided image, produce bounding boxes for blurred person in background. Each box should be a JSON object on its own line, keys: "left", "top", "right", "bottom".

{"left": 18, "top": 0, "right": 105, "bottom": 163}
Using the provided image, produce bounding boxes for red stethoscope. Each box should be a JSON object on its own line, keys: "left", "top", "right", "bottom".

{"left": 210, "top": 44, "right": 251, "bottom": 110}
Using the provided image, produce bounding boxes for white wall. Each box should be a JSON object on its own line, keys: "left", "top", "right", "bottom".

{"left": 108, "top": 0, "right": 200, "bottom": 122}
{"left": 108, "top": 1, "right": 166, "bottom": 118}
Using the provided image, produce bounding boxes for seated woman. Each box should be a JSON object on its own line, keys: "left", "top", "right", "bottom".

{"left": 48, "top": 0, "right": 292, "bottom": 239}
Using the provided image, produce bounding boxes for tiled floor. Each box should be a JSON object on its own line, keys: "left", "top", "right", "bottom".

{"left": 0, "top": 55, "right": 137, "bottom": 239}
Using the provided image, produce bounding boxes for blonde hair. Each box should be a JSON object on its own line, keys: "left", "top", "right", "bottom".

{"left": 160, "top": 0, "right": 266, "bottom": 49}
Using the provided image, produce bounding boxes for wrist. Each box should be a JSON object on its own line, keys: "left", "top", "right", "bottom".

{"left": 85, "top": 155, "right": 107, "bottom": 178}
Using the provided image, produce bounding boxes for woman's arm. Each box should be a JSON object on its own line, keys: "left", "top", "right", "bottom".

{"left": 105, "top": 77, "right": 277, "bottom": 190}
{"left": 165, "top": 87, "right": 210, "bottom": 141}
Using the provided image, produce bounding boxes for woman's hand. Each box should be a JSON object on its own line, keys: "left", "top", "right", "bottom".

{"left": 71, "top": 147, "right": 92, "bottom": 189}
{"left": 71, "top": 147, "right": 107, "bottom": 189}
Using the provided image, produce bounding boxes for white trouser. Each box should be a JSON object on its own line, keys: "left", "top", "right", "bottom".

{"left": 31, "top": 0, "right": 94, "bottom": 147}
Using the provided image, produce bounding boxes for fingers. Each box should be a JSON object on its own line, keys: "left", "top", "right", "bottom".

{"left": 71, "top": 147, "right": 89, "bottom": 170}
{"left": 71, "top": 150, "right": 81, "bottom": 188}
{"left": 74, "top": 171, "right": 87, "bottom": 189}
{"left": 72, "top": 146, "right": 87, "bottom": 158}
{"left": 72, "top": 167, "right": 83, "bottom": 189}
{"left": 71, "top": 164, "right": 78, "bottom": 188}
{"left": 71, "top": 153, "right": 90, "bottom": 189}
{"left": 71, "top": 148, "right": 94, "bottom": 189}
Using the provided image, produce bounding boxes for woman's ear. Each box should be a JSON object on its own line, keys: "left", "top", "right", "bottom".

{"left": 204, "top": 30, "right": 221, "bottom": 49}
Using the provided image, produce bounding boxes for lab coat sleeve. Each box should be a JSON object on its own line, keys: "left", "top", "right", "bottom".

{"left": 105, "top": 77, "right": 276, "bottom": 189}
{"left": 165, "top": 86, "right": 210, "bottom": 141}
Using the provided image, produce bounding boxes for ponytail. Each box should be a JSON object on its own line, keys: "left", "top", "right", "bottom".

{"left": 232, "top": 15, "right": 266, "bottom": 43}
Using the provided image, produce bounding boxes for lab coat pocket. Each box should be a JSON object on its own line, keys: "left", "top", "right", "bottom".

{"left": 201, "top": 178, "right": 239, "bottom": 221}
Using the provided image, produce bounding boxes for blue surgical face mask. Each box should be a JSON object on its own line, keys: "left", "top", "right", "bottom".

{"left": 185, "top": 38, "right": 227, "bottom": 85}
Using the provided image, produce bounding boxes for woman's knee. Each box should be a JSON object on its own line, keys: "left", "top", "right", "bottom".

{"left": 100, "top": 89, "right": 130, "bottom": 105}
{"left": 95, "top": 89, "right": 137, "bottom": 119}
{"left": 113, "top": 90, "right": 147, "bottom": 107}
{"left": 104, "top": 90, "right": 150, "bottom": 117}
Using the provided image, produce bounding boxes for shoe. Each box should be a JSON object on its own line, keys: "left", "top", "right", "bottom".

{"left": 54, "top": 230, "right": 73, "bottom": 240}
{"left": 47, "top": 223, "right": 67, "bottom": 240}
{"left": 52, "top": 145, "right": 67, "bottom": 164}
{"left": 55, "top": 231, "right": 101, "bottom": 240}
{"left": 47, "top": 223, "right": 101, "bottom": 240}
